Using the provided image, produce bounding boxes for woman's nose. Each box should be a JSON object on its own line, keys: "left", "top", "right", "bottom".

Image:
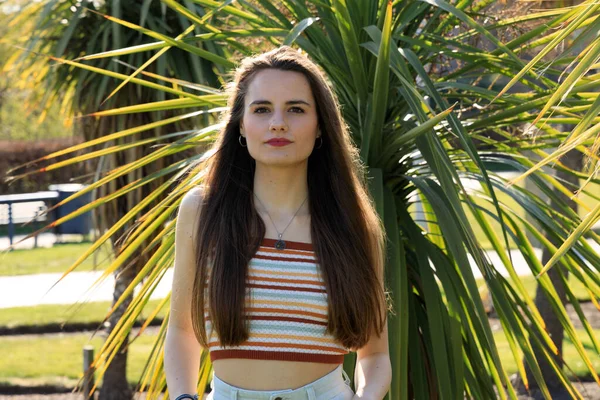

{"left": 269, "top": 114, "right": 288, "bottom": 132}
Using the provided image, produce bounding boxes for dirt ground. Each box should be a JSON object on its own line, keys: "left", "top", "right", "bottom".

{"left": 0, "top": 383, "right": 599, "bottom": 399}
{"left": 0, "top": 394, "right": 208, "bottom": 400}
{"left": 2, "top": 381, "right": 599, "bottom": 400}
{"left": 1, "top": 385, "right": 600, "bottom": 400}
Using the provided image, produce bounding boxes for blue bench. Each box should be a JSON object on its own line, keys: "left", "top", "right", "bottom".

{"left": 0, "top": 184, "right": 91, "bottom": 249}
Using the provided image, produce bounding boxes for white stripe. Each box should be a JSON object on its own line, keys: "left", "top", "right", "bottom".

{"left": 246, "top": 296, "right": 328, "bottom": 308}
{"left": 242, "top": 310, "right": 327, "bottom": 321}
{"left": 248, "top": 288, "right": 328, "bottom": 299}
{"left": 244, "top": 304, "right": 327, "bottom": 319}
{"left": 226, "top": 336, "right": 343, "bottom": 347}
{"left": 248, "top": 280, "right": 326, "bottom": 290}
{"left": 248, "top": 269, "right": 321, "bottom": 278}
{"left": 203, "top": 309, "right": 327, "bottom": 320}
{"left": 245, "top": 328, "right": 331, "bottom": 339}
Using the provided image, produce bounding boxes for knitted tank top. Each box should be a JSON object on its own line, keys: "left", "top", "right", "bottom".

{"left": 204, "top": 238, "right": 350, "bottom": 364}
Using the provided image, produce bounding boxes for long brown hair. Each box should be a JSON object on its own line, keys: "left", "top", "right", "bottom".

{"left": 190, "top": 45, "right": 388, "bottom": 351}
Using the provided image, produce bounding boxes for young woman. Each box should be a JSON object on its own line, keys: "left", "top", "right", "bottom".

{"left": 165, "top": 46, "right": 392, "bottom": 400}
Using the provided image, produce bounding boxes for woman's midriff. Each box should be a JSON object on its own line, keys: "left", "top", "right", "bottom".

{"left": 212, "top": 359, "right": 341, "bottom": 390}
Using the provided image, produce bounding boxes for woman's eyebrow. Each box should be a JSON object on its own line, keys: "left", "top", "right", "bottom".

{"left": 248, "top": 100, "right": 311, "bottom": 107}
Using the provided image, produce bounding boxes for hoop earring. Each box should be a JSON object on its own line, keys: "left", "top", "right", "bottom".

{"left": 239, "top": 135, "right": 247, "bottom": 147}
{"left": 315, "top": 136, "right": 323, "bottom": 149}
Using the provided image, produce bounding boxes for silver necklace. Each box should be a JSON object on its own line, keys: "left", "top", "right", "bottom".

{"left": 253, "top": 193, "right": 308, "bottom": 251}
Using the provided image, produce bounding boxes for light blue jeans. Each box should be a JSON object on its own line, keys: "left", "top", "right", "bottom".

{"left": 206, "top": 364, "right": 354, "bottom": 400}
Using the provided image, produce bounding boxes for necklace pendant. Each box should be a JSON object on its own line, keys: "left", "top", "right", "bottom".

{"left": 275, "top": 239, "right": 286, "bottom": 250}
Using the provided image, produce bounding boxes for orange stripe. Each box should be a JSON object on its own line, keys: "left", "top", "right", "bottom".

{"left": 247, "top": 283, "right": 326, "bottom": 293}
{"left": 258, "top": 246, "right": 314, "bottom": 257}
{"left": 245, "top": 307, "right": 327, "bottom": 319}
{"left": 250, "top": 315, "right": 328, "bottom": 325}
{"left": 250, "top": 333, "right": 334, "bottom": 343}
{"left": 204, "top": 300, "right": 328, "bottom": 314}
{"left": 249, "top": 299, "right": 328, "bottom": 311}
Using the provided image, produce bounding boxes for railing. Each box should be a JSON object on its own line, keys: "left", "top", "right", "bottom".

{"left": 0, "top": 191, "right": 59, "bottom": 247}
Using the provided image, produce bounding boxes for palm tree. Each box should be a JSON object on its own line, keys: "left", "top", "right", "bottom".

{"left": 4, "top": 0, "right": 600, "bottom": 399}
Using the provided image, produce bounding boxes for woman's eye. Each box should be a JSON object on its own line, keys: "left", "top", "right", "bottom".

{"left": 252, "top": 107, "right": 305, "bottom": 114}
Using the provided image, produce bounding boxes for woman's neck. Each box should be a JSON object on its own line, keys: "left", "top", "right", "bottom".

{"left": 252, "top": 164, "right": 310, "bottom": 220}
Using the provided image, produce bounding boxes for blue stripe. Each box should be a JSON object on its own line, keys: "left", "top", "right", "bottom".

{"left": 206, "top": 321, "right": 329, "bottom": 335}
{"left": 250, "top": 258, "right": 318, "bottom": 270}
{"left": 248, "top": 290, "right": 327, "bottom": 301}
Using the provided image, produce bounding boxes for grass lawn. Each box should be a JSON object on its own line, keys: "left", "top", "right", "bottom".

{"left": 475, "top": 275, "right": 593, "bottom": 303}
{"left": 0, "top": 328, "right": 598, "bottom": 388}
{"left": 493, "top": 329, "right": 600, "bottom": 381}
{"left": 0, "top": 331, "right": 163, "bottom": 388}
{"left": 0, "top": 242, "right": 114, "bottom": 276}
{"left": 0, "top": 299, "right": 168, "bottom": 329}
{"left": 0, "top": 298, "right": 171, "bottom": 388}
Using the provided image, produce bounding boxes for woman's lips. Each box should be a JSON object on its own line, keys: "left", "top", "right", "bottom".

{"left": 266, "top": 139, "right": 292, "bottom": 147}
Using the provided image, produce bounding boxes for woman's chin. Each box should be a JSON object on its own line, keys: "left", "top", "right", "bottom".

{"left": 254, "top": 158, "right": 309, "bottom": 169}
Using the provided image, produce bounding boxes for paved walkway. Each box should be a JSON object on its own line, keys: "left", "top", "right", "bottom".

{"left": 1, "top": 233, "right": 599, "bottom": 309}
{"left": 0, "top": 233, "right": 173, "bottom": 309}
{"left": 0, "top": 232, "right": 80, "bottom": 252}
{"left": 0, "top": 269, "right": 174, "bottom": 309}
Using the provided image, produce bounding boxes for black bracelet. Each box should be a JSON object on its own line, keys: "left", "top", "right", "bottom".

{"left": 174, "top": 394, "right": 198, "bottom": 400}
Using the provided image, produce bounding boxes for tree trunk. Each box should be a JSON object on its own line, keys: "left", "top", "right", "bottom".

{"left": 98, "top": 261, "right": 138, "bottom": 400}
{"left": 95, "top": 119, "right": 151, "bottom": 400}
{"left": 513, "top": 146, "right": 583, "bottom": 399}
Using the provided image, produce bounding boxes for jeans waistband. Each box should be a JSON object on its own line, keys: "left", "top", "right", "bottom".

{"left": 209, "top": 364, "right": 351, "bottom": 400}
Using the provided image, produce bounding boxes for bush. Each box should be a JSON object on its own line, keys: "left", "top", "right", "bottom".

{"left": 0, "top": 137, "right": 91, "bottom": 194}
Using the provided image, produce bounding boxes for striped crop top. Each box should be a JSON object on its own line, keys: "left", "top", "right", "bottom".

{"left": 204, "top": 238, "right": 350, "bottom": 364}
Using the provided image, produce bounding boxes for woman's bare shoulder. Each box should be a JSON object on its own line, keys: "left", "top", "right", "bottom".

{"left": 179, "top": 186, "right": 205, "bottom": 216}
{"left": 176, "top": 186, "right": 206, "bottom": 239}
{"left": 170, "top": 185, "right": 206, "bottom": 334}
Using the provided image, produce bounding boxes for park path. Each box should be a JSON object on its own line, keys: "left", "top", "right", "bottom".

{"left": 0, "top": 233, "right": 172, "bottom": 309}
{"left": 1, "top": 232, "right": 600, "bottom": 309}
{"left": 0, "top": 269, "right": 173, "bottom": 309}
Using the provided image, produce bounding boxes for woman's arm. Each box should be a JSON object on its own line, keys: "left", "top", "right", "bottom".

{"left": 353, "top": 312, "right": 391, "bottom": 399}
{"left": 164, "top": 326, "right": 201, "bottom": 397}
{"left": 164, "top": 187, "right": 204, "bottom": 398}
{"left": 353, "top": 348, "right": 392, "bottom": 400}
{"left": 353, "top": 234, "right": 392, "bottom": 400}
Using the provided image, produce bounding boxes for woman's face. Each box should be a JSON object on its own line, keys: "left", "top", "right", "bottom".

{"left": 240, "top": 68, "right": 320, "bottom": 168}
